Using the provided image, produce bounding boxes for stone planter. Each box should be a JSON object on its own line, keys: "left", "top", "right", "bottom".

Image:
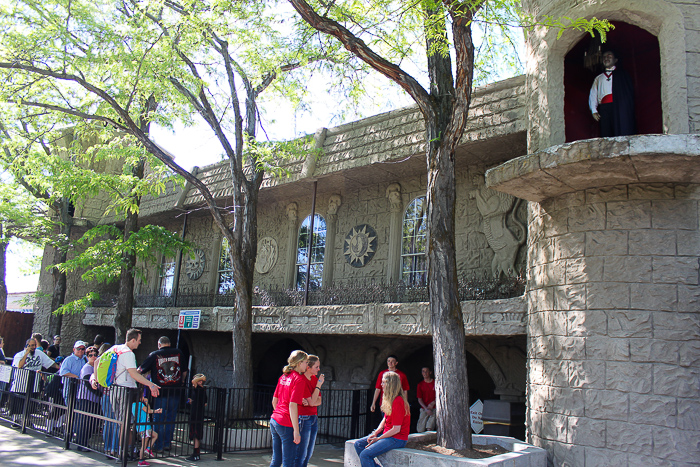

{"left": 344, "top": 432, "right": 546, "bottom": 467}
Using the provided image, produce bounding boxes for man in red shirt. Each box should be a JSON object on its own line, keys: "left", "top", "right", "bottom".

{"left": 370, "top": 355, "right": 409, "bottom": 415}
{"left": 416, "top": 367, "right": 436, "bottom": 432}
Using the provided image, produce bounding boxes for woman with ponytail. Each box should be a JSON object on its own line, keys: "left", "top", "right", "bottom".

{"left": 270, "top": 350, "right": 308, "bottom": 467}
{"left": 353, "top": 371, "right": 410, "bottom": 467}
{"left": 295, "top": 355, "right": 324, "bottom": 467}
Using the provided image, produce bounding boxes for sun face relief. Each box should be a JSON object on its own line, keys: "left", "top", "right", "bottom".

{"left": 344, "top": 224, "right": 377, "bottom": 267}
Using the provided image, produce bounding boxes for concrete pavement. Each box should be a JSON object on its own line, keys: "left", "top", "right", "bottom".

{"left": 0, "top": 421, "right": 345, "bottom": 467}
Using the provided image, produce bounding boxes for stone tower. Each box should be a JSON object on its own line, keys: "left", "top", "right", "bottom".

{"left": 487, "top": 0, "right": 700, "bottom": 465}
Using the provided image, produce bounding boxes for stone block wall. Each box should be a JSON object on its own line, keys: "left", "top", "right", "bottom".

{"left": 526, "top": 182, "right": 700, "bottom": 466}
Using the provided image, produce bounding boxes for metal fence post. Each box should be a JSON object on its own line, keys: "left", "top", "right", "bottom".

{"left": 215, "top": 387, "right": 226, "bottom": 461}
{"left": 350, "top": 389, "right": 360, "bottom": 440}
{"left": 64, "top": 377, "right": 77, "bottom": 450}
{"left": 20, "top": 369, "right": 35, "bottom": 434}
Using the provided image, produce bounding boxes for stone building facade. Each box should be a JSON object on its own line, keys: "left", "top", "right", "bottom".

{"left": 32, "top": 0, "right": 699, "bottom": 465}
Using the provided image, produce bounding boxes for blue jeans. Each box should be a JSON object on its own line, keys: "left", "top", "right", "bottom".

{"left": 295, "top": 415, "right": 318, "bottom": 467}
{"left": 354, "top": 435, "right": 407, "bottom": 467}
{"left": 102, "top": 396, "right": 119, "bottom": 453}
{"left": 153, "top": 392, "right": 180, "bottom": 450}
{"left": 270, "top": 418, "right": 297, "bottom": 467}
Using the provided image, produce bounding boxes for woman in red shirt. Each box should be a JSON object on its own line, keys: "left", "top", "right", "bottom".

{"left": 295, "top": 354, "right": 325, "bottom": 467}
{"left": 270, "top": 350, "right": 308, "bottom": 467}
{"left": 354, "top": 371, "right": 410, "bottom": 467}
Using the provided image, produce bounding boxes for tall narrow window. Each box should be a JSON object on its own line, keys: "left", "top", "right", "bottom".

{"left": 158, "top": 256, "right": 176, "bottom": 296}
{"left": 401, "top": 197, "right": 427, "bottom": 286}
{"left": 218, "top": 237, "right": 235, "bottom": 294}
{"left": 296, "top": 214, "right": 326, "bottom": 290}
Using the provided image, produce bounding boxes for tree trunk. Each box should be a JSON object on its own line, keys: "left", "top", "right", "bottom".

{"left": 230, "top": 186, "right": 257, "bottom": 392}
{"left": 0, "top": 225, "right": 7, "bottom": 313}
{"left": 48, "top": 199, "right": 72, "bottom": 337}
{"left": 114, "top": 160, "right": 144, "bottom": 344}
{"left": 425, "top": 106, "right": 471, "bottom": 449}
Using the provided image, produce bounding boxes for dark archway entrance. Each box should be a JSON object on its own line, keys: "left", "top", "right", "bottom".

{"left": 402, "top": 344, "right": 496, "bottom": 432}
{"left": 564, "top": 21, "right": 662, "bottom": 142}
{"left": 255, "top": 337, "right": 305, "bottom": 387}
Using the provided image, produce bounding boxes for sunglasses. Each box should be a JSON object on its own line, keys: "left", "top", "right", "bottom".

{"left": 87, "top": 353, "right": 98, "bottom": 357}
{"left": 77, "top": 347, "right": 86, "bottom": 350}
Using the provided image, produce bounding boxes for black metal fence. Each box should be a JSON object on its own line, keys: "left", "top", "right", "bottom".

{"left": 0, "top": 366, "right": 370, "bottom": 464}
{"left": 133, "top": 274, "right": 525, "bottom": 308}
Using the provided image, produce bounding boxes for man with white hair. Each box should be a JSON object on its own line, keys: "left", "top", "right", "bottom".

{"left": 59, "top": 340, "right": 88, "bottom": 402}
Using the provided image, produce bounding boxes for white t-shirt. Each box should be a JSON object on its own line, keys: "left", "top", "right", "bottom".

{"left": 113, "top": 344, "right": 137, "bottom": 388}
{"left": 11, "top": 349, "right": 55, "bottom": 393}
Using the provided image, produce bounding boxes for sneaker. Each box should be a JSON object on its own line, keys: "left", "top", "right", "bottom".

{"left": 138, "top": 461, "right": 150, "bottom": 467}
{"left": 145, "top": 448, "right": 153, "bottom": 458}
{"left": 185, "top": 454, "right": 200, "bottom": 462}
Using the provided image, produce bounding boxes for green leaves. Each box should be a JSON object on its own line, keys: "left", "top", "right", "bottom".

{"left": 56, "top": 224, "right": 192, "bottom": 286}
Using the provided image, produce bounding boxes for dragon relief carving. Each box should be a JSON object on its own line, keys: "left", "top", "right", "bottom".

{"left": 470, "top": 176, "right": 526, "bottom": 278}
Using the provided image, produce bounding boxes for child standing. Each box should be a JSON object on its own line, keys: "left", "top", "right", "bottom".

{"left": 186, "top": 374, "right": 208, "bottom": 462}
{"left": 131, "top": 393, "right": 162, "bottom": 466}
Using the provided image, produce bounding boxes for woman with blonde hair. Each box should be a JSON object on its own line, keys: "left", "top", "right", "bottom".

{"left": 354, "top": 371, "right": 410, "bottom": 467}
{"left": 295, "top": 354, "right": 325, "bottom": 467}
{"left": 269, "top": 350, "right": 308, "bottom": 467}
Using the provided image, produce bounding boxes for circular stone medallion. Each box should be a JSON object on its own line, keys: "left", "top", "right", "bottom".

{"left": 185, "top": 249, "right": 206, "bottom": 280}
{"left": 344, "top": 224, "right": 377, "bottom": 267}
{"left": 256, "top": 237, "right": 278, "bottom": 274}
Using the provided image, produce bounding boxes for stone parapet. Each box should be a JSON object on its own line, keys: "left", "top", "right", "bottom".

{"left": 83, "top": 296, "right": 526, "bottom": 337}
{"left": 485, "top": 135, "right": 700, "bottom": 202}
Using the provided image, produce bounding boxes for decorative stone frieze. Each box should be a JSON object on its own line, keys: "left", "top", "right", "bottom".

{"left": 84, "top": 295, "right": 526, "bottom": 337}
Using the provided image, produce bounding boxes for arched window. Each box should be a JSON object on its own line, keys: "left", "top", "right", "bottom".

{"left": 218, "top": 237, "right": 235, "bottom": 294}
{"left": 401, "top": 197, "right": 427, "bottom": 286}
{"left": 296, "top": 214, "right": 326, "bottom": 290}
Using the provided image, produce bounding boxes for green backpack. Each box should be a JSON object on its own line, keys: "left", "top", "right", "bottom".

{"left": 94, "top": 345, "right": 130, "bottom": 387}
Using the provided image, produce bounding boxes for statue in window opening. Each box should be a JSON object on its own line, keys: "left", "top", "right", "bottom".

{"left": 589, "top": 50, "right": 635, "bottom": 137}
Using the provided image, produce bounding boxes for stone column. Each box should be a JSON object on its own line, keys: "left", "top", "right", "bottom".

{"left": 386, "top": 183, "right": 402, "bottom": 283}
{"left": 284, "top": 202, "right": 299, "bottom": 289}
{"left": 323, "top": 195, "right": 341, "bottom": 287}
{"left": 486, "top": 136, "right": 700, "bottom": 467}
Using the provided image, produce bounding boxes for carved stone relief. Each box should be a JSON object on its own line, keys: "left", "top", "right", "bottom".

{"left": 344, "top": 224, "right": 377, "bottom": 267}
{"left": 185, "top": 249, "right": 206, "bottom": 280}
{"left": 469, "top": 176, "right": 526, "bottom": 277}
{"left": 256, "top": 237, "right": 278, "bottom": 274}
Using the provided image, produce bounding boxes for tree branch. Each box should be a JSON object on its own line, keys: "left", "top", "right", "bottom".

{"left": 288, "top": 0, "right": 433, "bottom": 118}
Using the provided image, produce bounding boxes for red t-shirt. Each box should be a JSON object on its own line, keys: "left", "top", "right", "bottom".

{"left": 383, "top": 396, "right": 410, "bottom": 441}
{"left": 271, "top": 371, "right": 305, "bottom": 427}
{"left": 417, "top": 380, "right": 436, "bottom": 406}
{"left": 375, "top": 369, "right": 409, "bottom": 401}
{"left": 298, "top": 374, "right": 319, "bottom": 416}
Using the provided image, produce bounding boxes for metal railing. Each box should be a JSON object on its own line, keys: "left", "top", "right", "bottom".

{"left": 132, "top": 274, "right": 525, "bottom": 309}
{"left": 0, "top": 366, "right": 371, "bottom": 464}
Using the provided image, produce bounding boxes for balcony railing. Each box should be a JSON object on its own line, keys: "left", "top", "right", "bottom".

{"left": 127, "top": 274, "right": 524, "bottom": 309}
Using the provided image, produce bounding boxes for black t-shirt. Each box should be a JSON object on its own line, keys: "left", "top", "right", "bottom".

{"left": 138, "top": 347, "right": 186, "bottom": 387}
{"left": 46, "top": 345, "right": 60, "bottom": 358}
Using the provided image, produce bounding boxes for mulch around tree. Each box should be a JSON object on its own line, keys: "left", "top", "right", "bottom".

{"left": 405, "top": 438, "right": 509, "bottom": 459}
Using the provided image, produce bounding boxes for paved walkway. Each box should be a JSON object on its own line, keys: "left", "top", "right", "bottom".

{"left": 0, "top": 421, "right": 345, "bottom": 467}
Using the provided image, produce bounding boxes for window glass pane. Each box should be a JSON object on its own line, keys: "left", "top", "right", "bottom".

{"left": 159, "top": 257, "right": 176, "bottom": 296}
{"left": 296, "top": 214, "right": 326, "bottom": 290}
{"left": 218, "top": 237, "right": 235, "bottom": 294}
{"left": 401, "top": 197, "right": 427, "bottom": 286}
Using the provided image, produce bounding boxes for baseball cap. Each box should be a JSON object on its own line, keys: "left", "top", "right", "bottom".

{"left": 74, "top": 340, "right": 87, "bottom": 349}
